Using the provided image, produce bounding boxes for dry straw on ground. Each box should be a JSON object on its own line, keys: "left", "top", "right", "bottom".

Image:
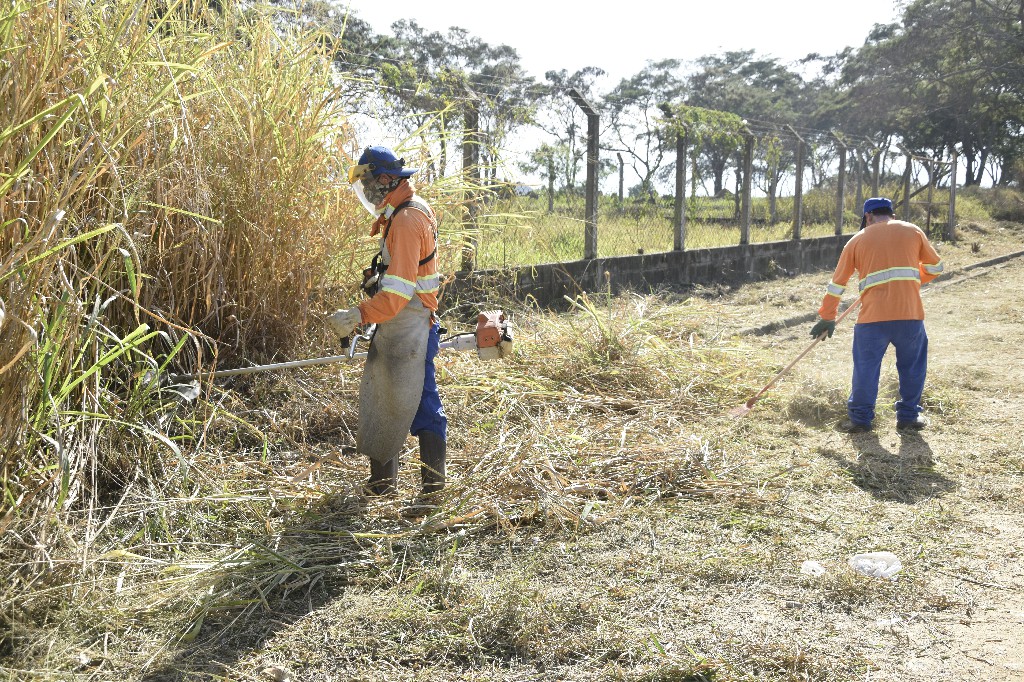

{"left": 3, "top": 287, "right": 773, "bottom": 677}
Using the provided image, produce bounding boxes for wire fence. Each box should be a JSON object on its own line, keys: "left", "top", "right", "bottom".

{"left": 467, "top": 101, "right": 958, "bottom": 270}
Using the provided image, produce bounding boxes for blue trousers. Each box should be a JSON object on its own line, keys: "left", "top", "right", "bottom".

{"left": 848, "top": 320, "right": 928, "bottom": 426}
{"left": 410, "top": 323, "right": 448, "bottom": 440}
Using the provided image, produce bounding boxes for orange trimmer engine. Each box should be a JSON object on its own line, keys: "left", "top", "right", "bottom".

{"left": 475, "top": 310, "right": 514, "bottom": 360}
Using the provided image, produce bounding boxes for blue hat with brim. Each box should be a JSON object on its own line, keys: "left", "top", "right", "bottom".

{"left": 863, "top": 197, "right": 893, "bottom": 214}
{"left": 358, "top": 145, "right": 417, "bottom": 178}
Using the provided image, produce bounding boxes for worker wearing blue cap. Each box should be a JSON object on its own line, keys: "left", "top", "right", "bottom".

{"left": 810, "top": 197, "right": 945, "bottom": 433}
{"left": 327, "top": 146, "right": 447, "bottom": 505}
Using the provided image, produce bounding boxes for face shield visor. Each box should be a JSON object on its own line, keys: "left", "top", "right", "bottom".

{"left": 348, "top": 163, "right": 384, "bottom": 217}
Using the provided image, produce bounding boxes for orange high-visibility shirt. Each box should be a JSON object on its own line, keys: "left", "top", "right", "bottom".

{"left": 818, "top": 219, "right": 943, "bottom": 324}
{"left": 357, "top": 192, "right": 439, "bottom": 324}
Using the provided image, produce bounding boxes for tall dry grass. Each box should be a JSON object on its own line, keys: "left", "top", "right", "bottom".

{"left": 1, "top": 0, "right": 366, "bottom": 650}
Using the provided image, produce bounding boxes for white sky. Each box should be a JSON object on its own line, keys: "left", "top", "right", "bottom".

{"left": 338, "top": 0, "right": 906, "bottom": 188}
{"left": 341, "top": 0, "right": 905, "bottom": 86}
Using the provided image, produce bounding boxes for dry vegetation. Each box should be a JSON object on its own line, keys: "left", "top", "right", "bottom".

{"left": 3, "top": 1, "right": 1024, "bottom": 680}
{"left": 5, "top": 223, "right": 1023, "bottom": 682}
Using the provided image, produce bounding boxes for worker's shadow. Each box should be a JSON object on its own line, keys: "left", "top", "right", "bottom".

{"left": 821, "top": 430, "right": 953, "bottom": 502}
{"left": 136, "top": 484, "right": 426, "bottom": 682}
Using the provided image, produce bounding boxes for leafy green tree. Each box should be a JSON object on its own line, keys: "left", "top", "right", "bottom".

{"left": 835, "top": 0, "right": 1024, "bottom": 185}
{"left": 519, "top": 143, "right": 569, "bottom": 212}
{"left": 661, "top": 105, "right": 744, "bottom": 200}
{"left": 331, "top": 16, "right": 536, "bottom": 181}
{"left": 684, "top": 51, "right": 804, "bottom": 200}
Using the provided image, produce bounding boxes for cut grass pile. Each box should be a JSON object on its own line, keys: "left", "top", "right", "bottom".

{"left": 6, "top": 229, "right": 1023, "bottom": 681}
{"left": 2, "top": 290, "right": 774, "bottom": 678}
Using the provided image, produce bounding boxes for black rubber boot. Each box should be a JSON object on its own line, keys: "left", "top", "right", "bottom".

{"left": 402, "top": 432, "right": 446, "bottom": 518}
{"left": 417, "top": 431, "right": 446, "bottom": 495}
{"left": 365, "top": 457, "right": 398, "bottom": 496}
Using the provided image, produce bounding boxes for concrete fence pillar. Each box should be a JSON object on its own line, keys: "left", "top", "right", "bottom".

{"left": 461, "top": 98, "right": 479, "bottom": 271}
{"left": 947, "top": 153, "right": 958, "bottom": 240}
{"left": 787, "top": 125, "right": 805, "bottom": 240}
{"left": 674, "top": 126, "right": 688, "bottom": 251}
{"left": 568, "top": 87, "right": 599, "bottom": 259}
{"left": 832, "top": 133, "right": 847, "bottom": 235}
{"left": 740, "top": 127, "right": 754, "bottom": 245}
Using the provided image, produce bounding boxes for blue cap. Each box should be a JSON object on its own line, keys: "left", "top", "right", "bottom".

{"left": 863, "top": 197, "right": 893, "bottom": 214}
{"left": 357, "top": 145, "right": 416, "bottom": 178}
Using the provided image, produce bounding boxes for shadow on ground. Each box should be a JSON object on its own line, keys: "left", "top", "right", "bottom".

{"left": 136, "top": 490, "right": 393, "bottom": 682}
{"left": 819, "top": 431, "right": 953, "bottom": 502}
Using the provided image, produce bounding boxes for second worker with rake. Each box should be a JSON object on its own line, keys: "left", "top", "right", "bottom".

{"left": 809, "top": 197, "right": 944, "bottom": 434}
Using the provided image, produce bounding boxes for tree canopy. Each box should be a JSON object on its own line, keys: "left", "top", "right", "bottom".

{"left": 318, "top": 2, "right": 1024, "bottom": 191}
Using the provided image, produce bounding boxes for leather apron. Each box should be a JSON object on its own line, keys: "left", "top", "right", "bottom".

{"left": 357, "top": 231, "right": 432, "bottom": 463}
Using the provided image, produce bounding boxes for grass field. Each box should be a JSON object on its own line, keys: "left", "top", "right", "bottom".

{"left": 5, "top": 220, "right": 1023, "bottom": 681}
{"left": 4, "top": 1, "right": 1023, "bottom": 679}
{"left": 469, "top": 190, "right": 949, "bottom": 268}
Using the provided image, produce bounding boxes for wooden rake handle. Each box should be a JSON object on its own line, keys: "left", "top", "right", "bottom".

{"left": 742, "top": 298, "right": 862, "bottom": 410}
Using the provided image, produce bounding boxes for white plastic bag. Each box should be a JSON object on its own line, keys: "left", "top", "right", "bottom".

{"left": 848, "top": 551, "right": 903, "bottom": 579}
{"left": 800, "top": 560, "right": 826, "bottom": 576}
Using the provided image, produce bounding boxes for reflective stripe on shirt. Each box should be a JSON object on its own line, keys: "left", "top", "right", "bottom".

{"left": 923, "top": 260, "right": 944, "bottom": 276}
{"left": 379, "top": 274, "right": 415, "bottom": 300}
{"left": 858, "top": 266, "right": 920, "bottom": 292}
{"left": 826, "top": 281, "right": 845, "bottom": 298}
{"left": 415, "top": 272, "right": 440, "bottom": 294}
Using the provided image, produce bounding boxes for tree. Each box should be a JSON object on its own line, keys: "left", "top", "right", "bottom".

{"left": 519, "top": 143, "right": 568, "bottom": 212}
{"left": 531, "top": 67, "right": 606, "bottom": 193}
{"left": 835, "top": 0, "right": 1024, "bottom": 185}
{"left": 603, "top": 59, "right": 684, "bottom": 201}
{"left": 332, "top": 16, "right": 537, "bottom": 182}
{"left": 660, "top": 105, "right": 744, "bottom": 201}
{"left": 684, "top": 51, "right": 804, "bottom": 200}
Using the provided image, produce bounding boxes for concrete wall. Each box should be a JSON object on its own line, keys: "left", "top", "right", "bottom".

{"left": 447, "top": 235, "right": 853, "bottom": 308}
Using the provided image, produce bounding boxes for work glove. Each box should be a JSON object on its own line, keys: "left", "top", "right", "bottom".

{"left": 810, "top": 318, "right": 836, "bottom": 340}
{"left": 326, "top": 308, "right": 361, "bottom": 339}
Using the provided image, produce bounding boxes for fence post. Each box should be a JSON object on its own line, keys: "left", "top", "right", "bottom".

{"left": 547, "top": 155, "right": 555, "bottom": 213}
{"left": 461, "top": 97, "right": 479, "bottom": 271}
{"left": 787, "top": 125, "right": 804, "bottom": 240}
{"left": 832, "top": 133, "right": 847, "bottom": 235}
{"left": 854, "top": 150, "right": 864, "bottom": 217}
{"left": 741, "top": 126, "right": 754, "bottom": 245}
{"left": 947, "top": 152, "right": 958, "bottom": 240}
{"left": 926, "top": 158, "right": 935, "bottom": 234}
{"left": 568, "top": 87, "right": 599, "bottom": 259}
{"left": 673, "top": 125, "right": 687, "bottom": 251}
{"left": 617, "top": 152, "right": 624, "bottom": 206}
{"left": 902, "top": 148, "right": 913, "bottom": 221}
{"left": 867, "top": 139, "right": 881, "bottom": 197}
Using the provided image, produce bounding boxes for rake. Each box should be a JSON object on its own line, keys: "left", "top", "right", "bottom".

{"left": 728, "top": 298, "right": 861, "bottom": 418}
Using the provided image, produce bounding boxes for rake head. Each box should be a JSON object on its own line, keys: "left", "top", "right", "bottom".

{"left": 727, "top": 397, "right": 757, "bottom": 419}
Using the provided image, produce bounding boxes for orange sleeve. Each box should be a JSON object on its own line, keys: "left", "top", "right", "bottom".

{"left": 918, "top": 232, "right": 943, "bottom": 285}
{"left": 817, "top": 239, "right": 858, "bottom": 320}
{"left": 357, "top": 210, "right": 432, "bottom": 324}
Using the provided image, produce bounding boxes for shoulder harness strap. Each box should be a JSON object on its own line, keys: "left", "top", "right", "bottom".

{"left": 382, "top": 200, "right": 436, "bottom": 266}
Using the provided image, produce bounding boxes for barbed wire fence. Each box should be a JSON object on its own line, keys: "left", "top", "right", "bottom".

{"left": 465, "top": 91, "right": 959, "bottom": 271}
{"left": 337, "top": 80, "right": 959, "bottom": 272}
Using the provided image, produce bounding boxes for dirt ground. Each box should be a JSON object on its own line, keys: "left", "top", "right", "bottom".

{"left": 708, "top": 252, "right": 1024, "bottom": 681}
{"left": 115, "top": 225, "right": 1024, "bottom": 682}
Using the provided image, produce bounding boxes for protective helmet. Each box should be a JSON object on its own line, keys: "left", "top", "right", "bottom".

{"left": 347, "top": 145, "right": 417, "bottom": 183}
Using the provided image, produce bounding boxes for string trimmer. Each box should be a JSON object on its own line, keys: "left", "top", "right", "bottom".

{"left": 169, "top": 310, "right": 512, "bottom": 384}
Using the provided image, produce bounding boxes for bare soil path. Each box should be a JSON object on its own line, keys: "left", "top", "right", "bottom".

{"left": 711, "top": 253, "right": 1024, "bottom": 681}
